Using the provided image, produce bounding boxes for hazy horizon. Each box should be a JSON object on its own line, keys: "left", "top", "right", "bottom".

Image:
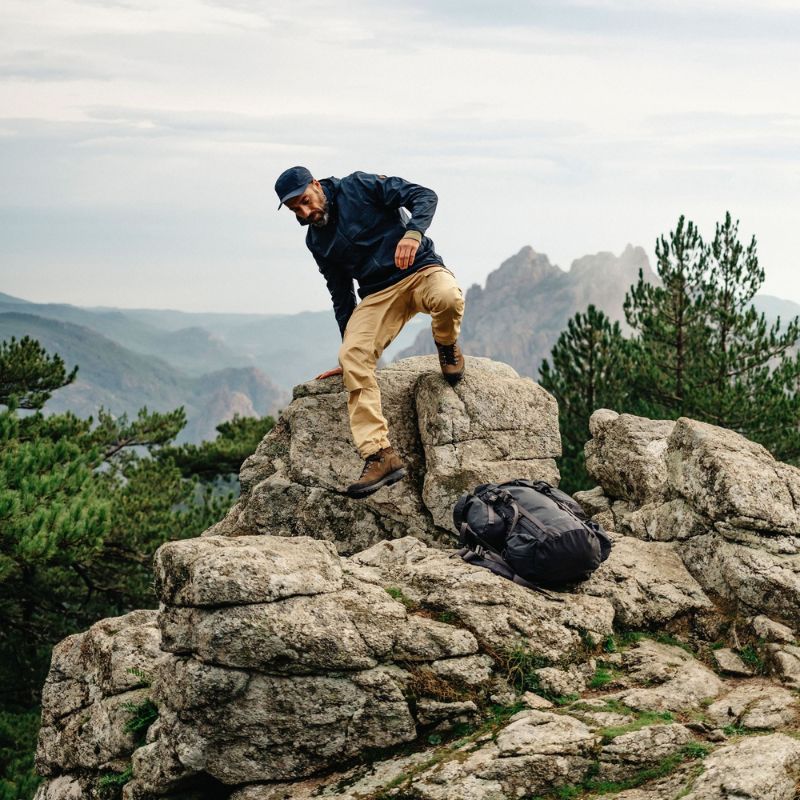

{"left": 2, "top": 1, "right": 799, "bottom": 314}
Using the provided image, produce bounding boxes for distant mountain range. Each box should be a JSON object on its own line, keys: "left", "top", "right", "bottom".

{"left": 395, "top": 245, "right": 799, "bottom": 379}
{"left": 2, "top": 250, "right": 796, "bottom": 443}
{"left": 396, "top": 244, "right": 657, "bottom": 375}
{"left": 0, "top": 292, "right": 423, "bottom": 444}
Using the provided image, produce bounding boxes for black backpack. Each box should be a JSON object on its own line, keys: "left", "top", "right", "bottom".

{"left": 452, "top": 479, "right": 612, "bottom": 589}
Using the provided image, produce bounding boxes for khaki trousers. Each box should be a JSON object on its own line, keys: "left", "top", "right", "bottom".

{"left": 338, "top": 266, "right": 465, "bottom": 458}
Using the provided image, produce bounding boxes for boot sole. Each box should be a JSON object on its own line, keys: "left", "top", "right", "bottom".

{"left": 346, "top": 467, "right": 407, "bottom": 499}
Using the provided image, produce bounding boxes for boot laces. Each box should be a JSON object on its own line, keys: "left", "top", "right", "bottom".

{"left": 360, "top": 450, "right": 384, "bottom": 477}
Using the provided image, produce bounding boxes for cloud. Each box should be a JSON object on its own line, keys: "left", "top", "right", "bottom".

{"left": 393, "top": 0, "right": 800, "bottom": 43}
{"left": 0, "top": 50, "right": 109, "bottom": 81}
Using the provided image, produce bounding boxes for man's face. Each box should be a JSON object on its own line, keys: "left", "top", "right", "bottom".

{"left": 285, "top": 179, "right": 329, "bottom": 227}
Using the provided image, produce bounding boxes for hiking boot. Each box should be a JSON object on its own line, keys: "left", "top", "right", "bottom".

{"left": 435, "top": 339, "right": 465, "bottom": 385}
{"left": 346, "top": 446, "right": 407, "bottom": 499}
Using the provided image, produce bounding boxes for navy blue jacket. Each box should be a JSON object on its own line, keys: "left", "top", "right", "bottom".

{"left": 306, "top": 172, "right": 444, "bottom": 337}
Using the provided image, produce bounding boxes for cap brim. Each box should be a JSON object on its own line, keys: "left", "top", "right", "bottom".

{"left": 277, "top": 184, "right": 309, "bottom": 210}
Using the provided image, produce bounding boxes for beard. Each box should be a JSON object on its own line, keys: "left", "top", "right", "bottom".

{"left": 310, "top": 208, "right": 330, "bottom": 228}
{"left": 296, "top": 203, "right": 330, "bottom": 228}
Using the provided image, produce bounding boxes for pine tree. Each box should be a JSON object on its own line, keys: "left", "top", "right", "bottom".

{"left": 625, "top": 212, "right": 800, "bottom": 460}
{"left": 693, "top": 213, "right": 800, "bottom": 459}
{"left": 162, "top": 413, "right": 276, "bottom": 481}
{"left": 623, "top": 215, "right": 709, "bottom": 418}
{"left": 540, "top": 305, "right": 632, "bottom": 491}
{"left": 0, "top": 335, "right": 78, "bottom": 410}
{"left": 0, "top": 345, "right": 241, "bottom": 708}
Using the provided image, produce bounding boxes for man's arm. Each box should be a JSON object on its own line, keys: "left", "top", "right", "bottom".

{"left": 355, "top": 172, "right": 438, "bottom": 239}
{"left": 315, "top": 255, "right": 357, "bottom": 338}
{"left": 353, "top": 172, "right": 438, "bottom": 269}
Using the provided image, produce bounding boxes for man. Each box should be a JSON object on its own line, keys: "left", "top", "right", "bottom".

{"left": 275, "top": 166, "right": 465, "bottom": 499}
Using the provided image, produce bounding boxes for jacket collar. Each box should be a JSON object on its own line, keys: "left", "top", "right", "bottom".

{"left": 318, "top": 177, "right": 340, "bottom": 226}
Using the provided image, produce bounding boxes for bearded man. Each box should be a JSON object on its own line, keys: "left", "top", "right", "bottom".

{"left": 275, "top": 166, "right": 465, "bottom": 499}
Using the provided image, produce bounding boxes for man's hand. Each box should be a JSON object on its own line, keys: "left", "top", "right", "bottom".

{"left": 395, "top": 237, "right": 420, "bottom": 270}
{"left": 315, "top": 366, "right": 343, "bottom": 380}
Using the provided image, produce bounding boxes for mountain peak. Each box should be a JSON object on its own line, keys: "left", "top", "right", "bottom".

{"left": 485, "top": 245, "right": 562, "bottom": 291}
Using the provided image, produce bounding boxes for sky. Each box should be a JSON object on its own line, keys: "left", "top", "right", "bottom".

{"left": 1, "top": 0, "right": 799, "bottom": 314}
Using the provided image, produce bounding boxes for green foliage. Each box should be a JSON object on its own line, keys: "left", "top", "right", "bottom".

{"left": 626, "top": 212, "right": 800, "bottom": 457}
{"left": 541, "top": 212, "right": 800, "bottom": 489}
{"left": 502, "top": 643, "right": 550, "bottom": 694}
{"left": 598, "top": 709, "right": 674, "bottom": 743}
{"left": 385, "top": 587, "right": 418, "bottom": 611}
{"left": 0, "top": 335, "right": 78, "bottom": 411}
{"left": 0, "top": 709, "right": 41, "bottom": 800}
{"left": 738, "top": 644, "right": 766, "bottom": 674}
{"left": 97, "top": 766, "right": 133, "bottom": 798}
{"left": 160, "top": 414, "right": 276, "bottom": 480}
{"left": 623, "top": 215, "right": 709, "bottom": 418}
{"left": 588, "top": 666, "right": 614, "bottom": 689}
{"left": 529, "top": 740, "right": 709, "bottom": 798}
{"left": 0, "top": 336, "right": 279, "bottom": 795}
{"left": 579, "top": 629, "right": 596, "bottom": 651}
{"left": 722, "top": 723, "right": 747, "bottom": 736}
{"left": 539, "top": 305, "right": 633, "bottom": 491}
{"left": 125, "top": 666, "right": 153, "bottom": 688}
{"left": 122, "top": 698, "right": 158, "bottom": 745}
{"left": 0, "top": 332, "right": 267, "bottom": 782}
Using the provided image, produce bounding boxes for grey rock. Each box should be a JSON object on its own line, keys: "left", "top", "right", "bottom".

{"left": 35, "top": 610, "right": 165, "bottom": 777}
{"left": 606, "top": 766, "right": 699, "bottom": 800}
{"left": 681, "top": 733, "right": 800, "bottom": 800}
{"left": 228, "top": 750, "right": 432, "bottom": 799}
{"left": 573, "top": 485, "right": 610, "bottom": 517}
{"left": 415, "top": 699, "right": 480, "bottom": 728}
{"left": 681, "top": 533, "right": 800, "bottom": 622}
{"left": 534, "top": 666, "right": 586, "bottom": 697}
{"left": 585, "top": 410, "right": 675, "bottom": 504}
{"left": 352, "top": 537, "right": 615, "bottom": 663}
{"left": 213, "top": 356, "right": 562, "bottom": 554}
{"left": 614, "top": 497, "right": 708, "bottom": 541}
{"left": 767, "top": 642, "right": 800, "bottom": 689}
{"left": 750, "top": 614, "right": 796, "bottom": 644}
{"left": 150, "top": 658, "right": 416, "bottom": 785}
{"left": 705, "top": 682, "right": 800, "bottom": 730}
{"left": 153, "top": 534, "right": 343, "bottom": 607}
{"left": 579, "top": 710, "right": 635, "bottom": 729}
{"left": 416, "top": 366, "right": 561, "bottom": 530}
{"left": 32, "top": 776, "right": 88, "bottom": 800}
{"left": 578, "top": 536, "right": 712, "bottom": 627}
{"left": 521, "top": 692, "right": 554, "bottom": 710}
{"left": 612, "top": 639, "right": 725, "bottom": 712}
{"left": 667, "top": 417, "right": 800, "bottom": 533}
{"left": 158, "top": 576, "right": 477, "bottom": 673}
{"left": 710, "top": 647, "right": 753, "bottom": 676}
{"left": 409, "top": 710, "right": 597, "bottom": 799}
{"left": 599, "top": 723, "right": 695, "bottom": 780}
{"left": 430, "top": 654, "right": 494, "bottom": 686}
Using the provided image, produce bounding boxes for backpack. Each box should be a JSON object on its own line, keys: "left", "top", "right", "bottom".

{"left": 452, "top": 479, "right": 613, "bottom": 590}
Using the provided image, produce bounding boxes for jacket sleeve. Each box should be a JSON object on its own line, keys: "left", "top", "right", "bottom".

{"left": 315, "top": 255, "right": 357, "bottom": 339}
{"left": 357, "top": 172, "right": 438, "bottom": 243}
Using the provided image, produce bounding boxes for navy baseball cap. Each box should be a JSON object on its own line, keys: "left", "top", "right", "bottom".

{"left": 275, "top": 166, "right": 314, "bottom": 209}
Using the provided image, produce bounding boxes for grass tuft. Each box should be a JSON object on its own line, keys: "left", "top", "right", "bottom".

{"left": 385, "top": 586, "right": 419, "bottom": 611}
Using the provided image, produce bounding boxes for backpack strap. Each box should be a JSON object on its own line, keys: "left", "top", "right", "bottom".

{"left": 452, "top": 490, "right": 473, "bottom": 528}
{"left": 512, "top": 501, "right": 544, "bottom": 532}
{"left": 458, "top": 521, "right": 501, "bottom": 558}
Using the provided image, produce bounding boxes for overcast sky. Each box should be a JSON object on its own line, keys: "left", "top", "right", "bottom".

{"left": 1, "top": 0, "right": 799, "bottom": 314}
